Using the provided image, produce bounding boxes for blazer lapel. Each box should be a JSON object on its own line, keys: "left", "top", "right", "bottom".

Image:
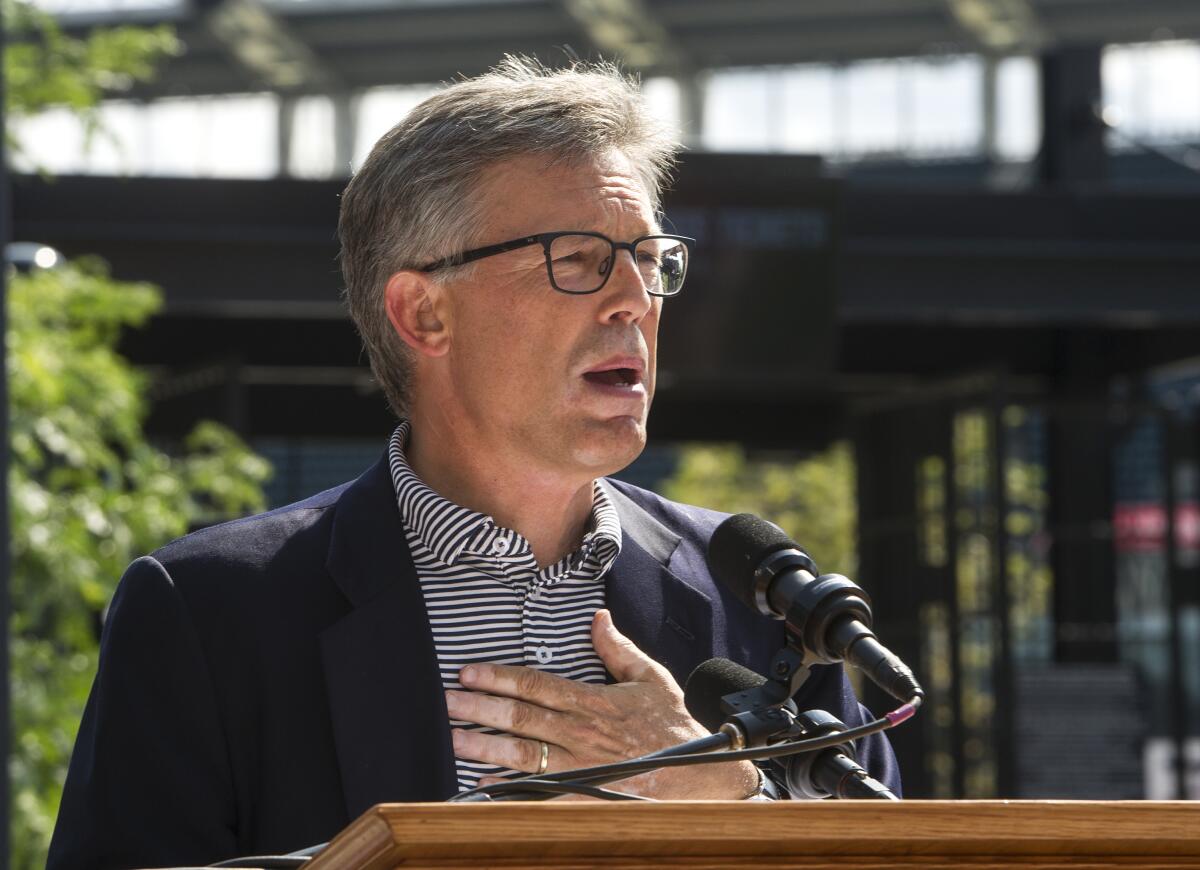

{"left": 319, "top": 455, "right": 456, "bottom": 818}
{"left": 604, "top": 484, "right": 715, "bottom": 687}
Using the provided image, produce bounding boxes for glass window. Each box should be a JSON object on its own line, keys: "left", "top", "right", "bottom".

{"left": 909, "top": 56, "right": 982, "bottom": 156}
{"left": 354, "top": 85, "right": 440, "bottom": 169}
{"left": 996, "top": 56, "right": 1040, "bottom": 161}
{"left": 13, "top": 93, "right": 279, "bottom": 178}
{"left": 1104, "top": 40, "right": 1200, "bottom": 145}
{"left": 703, "top": 69, "right": 774, "bottom": 152}
{"left": 289, "top": 95, "right": 337, "bottom": 179}
{"left": 780, "top": 65, "right": 837, "bottom": 154}
{"left": 641, "top": 76, "right": 683, "bottom": 144}
{"left": 843, "top": 59, "right": 905, "bottom": 155}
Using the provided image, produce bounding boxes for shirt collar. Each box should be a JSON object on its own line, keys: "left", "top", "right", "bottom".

{"left": 588, "top": 480, "right": 621, "bottom": 551}
{"left": 387, "top": 421, "right": 621, "bottom": 568}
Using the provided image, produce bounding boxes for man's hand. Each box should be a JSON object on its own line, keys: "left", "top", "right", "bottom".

{"left": 445, "top": 608, "right": 760, "bottom": 799}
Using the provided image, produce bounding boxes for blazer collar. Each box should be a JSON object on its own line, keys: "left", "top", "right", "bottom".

{"left": 324, "top": 453, "right": 406, "bottom": 608}
{"left": 602, "top": 482, "right": 715, "bottom": 687}
{"left": 320, "top": 454, "right": 457, "bottom": 818}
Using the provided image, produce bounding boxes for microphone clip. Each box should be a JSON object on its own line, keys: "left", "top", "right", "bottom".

{"left": 717, "top": 671, "right": 799, "bottom": 749}
{"left": 766, "top": 644, "right": 812, "bottom": 698}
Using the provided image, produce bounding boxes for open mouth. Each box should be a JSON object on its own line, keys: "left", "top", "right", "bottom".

{"left": 583, "top": 367, "right": 642, "bottom": 388}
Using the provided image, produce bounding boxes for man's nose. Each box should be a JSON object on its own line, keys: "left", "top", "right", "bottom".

{"left": 599, "top": 249, "right": 653, "bottom": 322}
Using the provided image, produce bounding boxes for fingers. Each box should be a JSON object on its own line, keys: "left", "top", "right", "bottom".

{"left": 591, "top": 609, "right": 668, "bottom": 684}
{"left": 458, "top": 614, "right": 670, "bottom": 705}
{"left": 452, "top": 728, "right": 558, "bottom": 775}
{"left": 459, "top": 662, "right": 594, "bottom": 712}
{"left": 445, "top": 688, "right": 562, "bottom": 740}
{"left": 448, "top": 622, "right": 694, "bottom": 798}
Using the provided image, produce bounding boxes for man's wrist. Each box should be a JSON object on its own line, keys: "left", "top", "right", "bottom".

{"left": 742, "top": 764, "right": 769, "bottom": 800}
{"left": 725, "top": 759, "right": 764, "bottom": 800}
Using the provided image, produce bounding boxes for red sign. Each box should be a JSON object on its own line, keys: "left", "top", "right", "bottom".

{"left": 1113, "top": 502, "right": 1200, "bottom": 552}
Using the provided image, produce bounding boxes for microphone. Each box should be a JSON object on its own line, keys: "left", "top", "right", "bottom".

{"left": 683, "top": 657, "right": 796, "bottom": 749}
{"left": 785, "top": 709, "right": 898, "bottom": 800}
{"left": 684, "top": 657, "right": 771, "bottom": 735}
{"left": 707, "top": 514, "right": 923, "bottom": 703}
{"left": 685, "top": 657, "right": 898, "bottom": 800}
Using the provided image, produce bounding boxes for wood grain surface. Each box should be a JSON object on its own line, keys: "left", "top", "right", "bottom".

{"left": 304, "top": 801, "right": 1200, "bottom": 870}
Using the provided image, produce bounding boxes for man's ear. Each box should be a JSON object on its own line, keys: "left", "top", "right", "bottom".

{"left": 384, "top": 270, "right": 450, "bottom": 358}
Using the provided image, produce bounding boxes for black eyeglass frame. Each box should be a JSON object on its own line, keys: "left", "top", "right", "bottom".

{"left": 416, "top": 231, "right": 695, "bottom": 297}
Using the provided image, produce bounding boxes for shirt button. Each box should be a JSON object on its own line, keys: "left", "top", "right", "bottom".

{"left": 535, "top": 645, "right": 553, "bottom": 665}
{"left": 491, "top": 538, "right": 509, "bottom": 555}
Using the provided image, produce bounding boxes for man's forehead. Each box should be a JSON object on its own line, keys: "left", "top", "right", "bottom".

{"left": 472, "top": 151, "right": 656, "bottom": 234}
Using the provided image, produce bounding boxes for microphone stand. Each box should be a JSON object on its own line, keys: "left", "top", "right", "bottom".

{"left": 453, "top": 705, "right": 907, "bottom": 802}
{"left": 452, "top": 639, "right": 918, "bottom": 803}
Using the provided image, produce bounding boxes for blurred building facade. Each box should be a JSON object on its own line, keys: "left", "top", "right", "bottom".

{"left": 12, "top": 0, "right": 1200, "bottom": 800}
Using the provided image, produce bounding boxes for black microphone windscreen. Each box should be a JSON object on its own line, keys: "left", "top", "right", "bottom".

{"left": 684, "top": 657, "right": 766, "bottom": 733}
{"left": 706, "top": 513, "right": 797, "bottom": 612}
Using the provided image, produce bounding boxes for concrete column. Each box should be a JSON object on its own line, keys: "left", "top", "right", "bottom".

{"left": 276, "top": 95, "right": 296, "bottom": 178}
{"left": 1037, "top": 44, "right": 1106, "bottom": 186}
{"left": 332, "top": 91, "right": 359, "bottom": 178}
{"left": 982, "top": 55, "right": 1000, "bottom": 164}
{"left": 677, "top": 70, "right": 707, "bottom": 150}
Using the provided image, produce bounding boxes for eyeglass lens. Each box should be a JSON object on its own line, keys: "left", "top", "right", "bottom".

{"left": 547, "top": 234, "right": 688, "bottom": 295}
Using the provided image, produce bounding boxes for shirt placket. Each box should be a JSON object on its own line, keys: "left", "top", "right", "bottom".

{"left": 522, "top": 574, "right": 557, "bottom": 668}
{"left": 478, "top": 529, "right": 546, "bottom": 666}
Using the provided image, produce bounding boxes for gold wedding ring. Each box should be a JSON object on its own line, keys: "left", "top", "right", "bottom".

{"left": 536, "top": 740, "right": 549, "bottom": 775}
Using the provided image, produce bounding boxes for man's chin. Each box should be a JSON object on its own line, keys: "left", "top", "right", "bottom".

{"left": 572, "top": 415, "right": 648, "bottom": 475}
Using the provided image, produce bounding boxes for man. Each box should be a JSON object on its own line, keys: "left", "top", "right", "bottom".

{"left": 49, "top": 57, "right": 898, "bottom": 869}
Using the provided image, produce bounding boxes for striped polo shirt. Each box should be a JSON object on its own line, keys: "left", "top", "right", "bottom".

{"left": 387, "top": 421, "right": 622, "bottom": 791}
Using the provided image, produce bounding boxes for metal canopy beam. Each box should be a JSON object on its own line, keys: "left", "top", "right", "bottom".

{"left": 196, "top": 0, "right": 340, "bottom": 91}
{"left": 947, "top": 0, "right": 1049, "bottom": 54}
{"left": 43, "top": 0, "right": 1200, "bottom": 99}
{"left": 560, "top": 0, "right": 685, "bottom": 71}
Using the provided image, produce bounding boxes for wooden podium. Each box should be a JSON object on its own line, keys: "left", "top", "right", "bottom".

{"left": 303, "top": 801, "right": 1200, "bottom": 869}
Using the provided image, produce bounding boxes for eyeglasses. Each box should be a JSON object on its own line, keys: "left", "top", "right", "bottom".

{"left": 417, "top": 231, "right": 693, "bottom": 297}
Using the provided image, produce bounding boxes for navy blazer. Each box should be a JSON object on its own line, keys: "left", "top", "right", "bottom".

{"left": 48, "top": 454, "right": 899, "bottom": 870}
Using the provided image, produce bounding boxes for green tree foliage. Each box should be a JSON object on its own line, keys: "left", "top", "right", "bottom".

{"left": 4, "top": 0, "right": 180, "bottom": 154}
{"left": 8, "top": 259, "right": 272, "bottom": 867}
{"left": 4, "top": 5, "right": 267, "bottom": 866}
{"left": 660, "top": 442, "right": 858, "bottom": 576}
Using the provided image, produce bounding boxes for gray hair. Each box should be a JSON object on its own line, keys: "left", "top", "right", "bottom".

{"left": 337, "top": 55, "right": 680, "bottom": 419}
